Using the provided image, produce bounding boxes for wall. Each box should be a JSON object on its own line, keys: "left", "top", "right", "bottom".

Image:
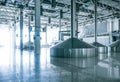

{"left": 84, "top": 21, "right": 107, "bottom": 35}
{"left": 83, "top": 36, "right": 110, "bottom": 45}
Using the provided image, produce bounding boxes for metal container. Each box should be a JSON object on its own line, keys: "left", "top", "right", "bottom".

{"left": 98, "top": 47, "right": 108, "bottom": 53}
{"left": 50, "top": 38, "right": 96, "bottom": 58}
{"left": 91, "top": 42, "right": 108, "bottom": 53}
{"left": 109, "top": 40, "right": 120, "bottom": 52}
{"left": 50, "top": 48, "right": 97, "bottom": 58}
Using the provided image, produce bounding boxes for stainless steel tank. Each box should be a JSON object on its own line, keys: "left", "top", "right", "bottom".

{"left": 50, "top": 38, "right": 96, "bottom": 58}
{"left": 91, "top": 42, "right": 108, "bottom": 53}
{"left": 109, "top": 40, "right": 120, "bottom": 52}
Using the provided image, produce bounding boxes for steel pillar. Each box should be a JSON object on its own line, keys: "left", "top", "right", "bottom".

{"left": 59, "top": 16, "right": 62, "bottom": 40}
{"left": 71, "top": 0, "right": 76, "bottom": 38}
{"left": 76, "top": 15, "right": 78, "bottom": 38}
{"left": 13, "top": 18, "right": 16, "bottom": 49}
{"left": 71, "top": 0, "right": 77, "bottom": 48}
{"left": 34, "top": 0, "right": 41, "bottom": 55}
{"left": 45, "top": 25, "right": 47, "bottom": 45}
{"left": 20, "top": 8, "right": 23, "bottom": 50}
{"left": 28, "top": 16, "right": 31, "bottom": 49}
{"left": 94, "top": 0, "right": 97, "bottom": 42}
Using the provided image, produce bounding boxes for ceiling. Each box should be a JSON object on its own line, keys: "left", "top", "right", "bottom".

{"left": 0, "top": 0, "right": 120, "bottom": 29}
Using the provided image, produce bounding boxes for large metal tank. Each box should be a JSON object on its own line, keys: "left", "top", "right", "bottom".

{"left": 50, "top": 38, "right": 96, "bottom": 58}
{"left": 91, "top": 42, "right": 108, "bottom": 53}
{"left": 109, "top": 40, "right": 120, "bottom": 52}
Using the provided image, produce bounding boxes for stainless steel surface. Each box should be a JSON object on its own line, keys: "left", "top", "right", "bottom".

{"left": 91, "top": 42, "right": 106, "bottom": 47}
{"left": 51, "top": 38, "right": 95, "bottom": 49}
{"left": 109, "top": 40, "right": 120, "bottom": 47}
{"left": 109, "top": 40, "right": 120, "bottom": 52}
{"left": 91, "top": 42, "right": 108, "bottom": 53}
{"left": 50, "top": 38, "right": 96, "bottom": 58}
{"left": 50, "top": 48, "right": 96, "bottom": 58}
{"left": 94, "top": 0, "right": 97, "bottom": 42}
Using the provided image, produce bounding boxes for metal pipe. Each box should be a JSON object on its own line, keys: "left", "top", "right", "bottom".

{"left": 34, "top": 0, "right": 41, "bottom": 55}
{"left": 95, "top": 0, "right": 97, "bottom": 42}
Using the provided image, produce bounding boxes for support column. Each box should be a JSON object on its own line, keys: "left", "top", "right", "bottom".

{"left": 110, "top": 20, "right": 114, "bottom": 43}
{"left": 45, "top": 25, "right": 47, "bottom": 45}
{"left": 76, "top": 15, "right": 78, "bottom": 38}
{"left": 59, "top": 15, "right": 62, "bottom": 40}
{"left": 71, "top": 0, "right": 76, "bottom": 38}
{"left": 20, "top": 8, "right": 23, "bottom": 51}
{"left": 34, "top": 0, "right": 41, "bottom": 55}
{"left": 71, "top": 0, "right": 76, "bottom": 49}
{"left": 94, "top": 0, "right": 97, "bottom": 42}
{"left": 28, "top": 16, "right": 31, "bottom": 49}
{"left": 13, "top": 18, "right": 16, "bottom": 49}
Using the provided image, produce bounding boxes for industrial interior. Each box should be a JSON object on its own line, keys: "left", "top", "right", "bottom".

{"left": 0, "top": 0, "right": 120, "bottom": 82}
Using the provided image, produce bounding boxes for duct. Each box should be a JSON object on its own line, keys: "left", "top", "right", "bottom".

{"left": 109, "top": 40, "right": 120, "bottom": 52}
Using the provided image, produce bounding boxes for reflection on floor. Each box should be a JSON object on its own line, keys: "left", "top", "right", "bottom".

{"left": 0, "top": 47, "right": 120, "bottom": 82}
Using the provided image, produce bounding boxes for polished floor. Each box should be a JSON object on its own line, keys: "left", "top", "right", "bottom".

{"left": 0, "top": 46, "right": 120, "bottom": 82}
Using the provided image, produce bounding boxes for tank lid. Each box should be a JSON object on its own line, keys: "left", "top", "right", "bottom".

{"left": 109, "top": 40, "right": 120, "bottom": 47}
{"left": 91, "top": 42, "right": 106, "bottom": 47}
{"left": 51, "top": 37, "right": 95, "bottom": 49}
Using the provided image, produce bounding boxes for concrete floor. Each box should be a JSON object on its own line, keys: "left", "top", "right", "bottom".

{"left": 0, "top": 47, "right": 120, "bottom": 82}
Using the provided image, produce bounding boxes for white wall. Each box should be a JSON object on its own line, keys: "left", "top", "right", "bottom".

{"left": 82, "top": 18, "right": 120, "bottom": 45}
{"left": 83, "top": 36, "right": 110, "bottom": 45}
